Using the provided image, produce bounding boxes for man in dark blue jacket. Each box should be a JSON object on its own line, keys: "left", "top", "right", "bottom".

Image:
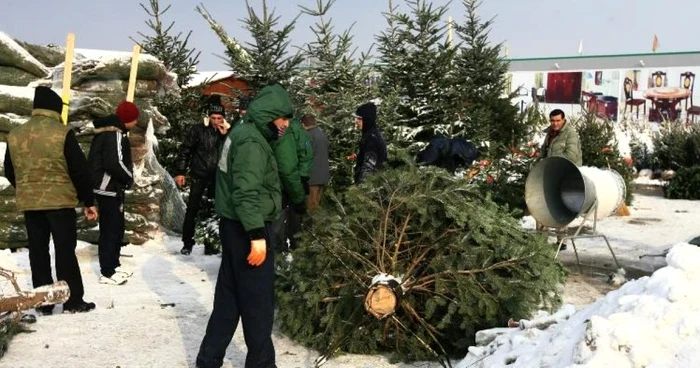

{"left": 353, "top": 102, "right": 387, "bottom": 183}
{"left": 88, "top": 101, "right": 138, "bottom": 285}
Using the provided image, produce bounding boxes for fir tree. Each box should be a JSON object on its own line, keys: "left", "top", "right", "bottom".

{"left": 276, "top": 165, "right": 566, "bottom": 363}
{"left": 376, "top": 0, "right": 457, "bottom": 149}
{"left": 296, "top": 0, "right": 376, "bottom": 189}
{"left": 450, "top": 0, "right": 521, "bottom": 157}
{"left": 131, "top": 0, "right": 200, "bottom": 88}
{"left": 197, "top": 0, "right": 303, "bottom": 93}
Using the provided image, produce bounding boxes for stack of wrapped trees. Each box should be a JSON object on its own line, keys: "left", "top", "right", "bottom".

{"left": 0, "top": 31, "right": 185, "bottom": 249}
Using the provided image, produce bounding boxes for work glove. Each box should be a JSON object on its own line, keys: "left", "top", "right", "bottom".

{"left": 248, "top": 239, "right": 267, "bottom": 267}
{"left": 301, "top": 176, "right": 310, "bottom": 195}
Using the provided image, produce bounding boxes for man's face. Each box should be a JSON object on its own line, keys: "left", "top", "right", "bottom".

{"left": 209, "top": 114, "right": 224, "bottom": 128}
{"left": 240, "top": 109, "right": 247, "bottom": 116}
{"left": 273, "top": 117, "right": 290, "bottom": 131}
{"left": 549, "top": 114, "right": 565, "bottom": 131}
{"left": 355, "top": 117, "right": 363, "bottom": 130}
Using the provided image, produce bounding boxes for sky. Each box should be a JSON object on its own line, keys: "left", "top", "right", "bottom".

{"left": 1, "top": 0, "right": 699, "bottom": 71}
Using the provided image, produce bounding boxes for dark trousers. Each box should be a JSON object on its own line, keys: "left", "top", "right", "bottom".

{"left": 24, "top": 208, "right": 84, "bottom": 306}
{"left": 196, "top": 219, "right": 276, "bottom": 368}
{"left": 270, "top": 206, "right": 303, "bottom": 253}
{"left": 97, "top": 195, "right": 125, "bottom": 277}
{"left": 182, "top": 177, "right": 215, "bottom": 248}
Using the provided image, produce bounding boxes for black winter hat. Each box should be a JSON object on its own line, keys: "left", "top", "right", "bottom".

{"left": 206, "top": 95, "right": 226, "bottom": 116}
{"left": 33, "top": 86, "right": 63, "bottom": 114}
{"left": 355, "top": 102, "right": 377, "bottom": 123}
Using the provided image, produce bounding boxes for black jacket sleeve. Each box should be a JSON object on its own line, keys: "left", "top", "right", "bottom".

{"left": 174, "top": 124, "right": 197, "bottom": 176}
{"left": 64, "top": 131, "right": 95, "bottom": 207}
{"left": 102, "top": 131, "right": 133, "bottom": 186}
{"left": 3, "top": 147, "right": 15, "bottom": 187}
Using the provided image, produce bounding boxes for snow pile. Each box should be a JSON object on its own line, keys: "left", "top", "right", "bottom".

{"left": 458, "top": 242, "right": 700, "bottom": 368}
{"left": 0, "top": 85, "right": 35, "bottom": 100}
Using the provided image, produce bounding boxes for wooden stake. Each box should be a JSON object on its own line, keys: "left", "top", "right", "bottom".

{"left": 61, "top": 33, "right": 75, "bottom": 125}
{"left": 126, "top": 45, "right": 141, "bottom": 102}
{"left": 365, "top": 284, "right": 398, "bottom": 319}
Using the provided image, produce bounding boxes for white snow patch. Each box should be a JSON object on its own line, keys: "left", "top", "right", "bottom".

{"left": 0, "top": 31, "right": 49, "bottom": 75}
{"left": 74, "top": 48, "right": 159, "bottom": 63}
{"left": 0, "top": 85, "right": 35, "bottom": 100}
{"left": 458, "top": 243, "right": 700, "bottom": 368}
{"left": 185, "top": 70, "right": 234, "bottom": 88}
{"left": 520, "top": 215, "right": 537, "bottom": 230}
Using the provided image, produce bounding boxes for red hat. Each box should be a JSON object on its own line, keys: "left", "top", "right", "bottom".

{"left": 115, "top": 101, "right": 140, "bottom": 124}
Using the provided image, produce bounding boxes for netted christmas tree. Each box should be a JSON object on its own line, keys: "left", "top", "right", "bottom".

{"left": 197, "top": 0, "right": 302, "bottom": 95}
{"left": 376, "top": 0, "right": 457, "bottom": 149}
{"left": 573, "top": 109, "right": 635, "bottom": 204}
{"left": 276, "top": 165, "right": 566, "bottom": 364}
{"left": 294, "top": 0, "right": 377, "bottom": 189}
{"left": 449, "top": 0, "right": 523, "bottom": 158}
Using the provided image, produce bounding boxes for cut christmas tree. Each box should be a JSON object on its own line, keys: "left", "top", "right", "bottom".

{"left": 276, "top": 165, "right": 567, "bottom": 365}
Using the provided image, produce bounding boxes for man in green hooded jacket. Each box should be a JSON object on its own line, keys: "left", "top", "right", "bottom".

{"left": 196, "top": 84, "right": 290, "bottom": 368}
{"left": 270, "top": 117, "right": 313, "bottom": 252}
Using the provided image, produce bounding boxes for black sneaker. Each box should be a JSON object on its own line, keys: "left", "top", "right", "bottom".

{"left": 204, "top": 247, "right": 220, "bottom": 256}
{"left": 63, "top": 301, "right": 96, "bottom": 313}
{"left": 36, "top": 305, "right": 54, "bottom": 316}
{"left": 180, "top": 246, "right": 193, "bottom": 255}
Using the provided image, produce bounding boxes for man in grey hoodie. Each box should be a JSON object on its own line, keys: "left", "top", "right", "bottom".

{"left": 301, "top": 114, "right": 329, "bottom": 211}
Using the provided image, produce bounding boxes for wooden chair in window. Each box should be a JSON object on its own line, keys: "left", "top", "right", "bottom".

{"left": 651, "top": 71, "right": 667, "bottom": 87}
{"left": 680, "top": 72, "right": 700, "bottom": 122}
{"left": 623, "top": 77, "right": 646, "bottom": 119}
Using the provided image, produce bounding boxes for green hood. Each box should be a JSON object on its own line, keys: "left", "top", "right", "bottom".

{"left": 247, "top": 84, "right": 294, "bottom": 140}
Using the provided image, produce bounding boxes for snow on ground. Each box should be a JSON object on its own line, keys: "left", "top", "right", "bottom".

{"left": 0, "top": 190, "right": 697, "bottom": 367}
{"left": 457, "top": 243, "right": 700, "bottom": 368}
{"left": 0, "top": 233, "right": 443, "bottom": 368}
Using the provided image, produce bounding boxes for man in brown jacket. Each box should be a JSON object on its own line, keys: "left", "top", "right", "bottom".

{"left": 4, "top": 86, "right": 98, "bottom": 314}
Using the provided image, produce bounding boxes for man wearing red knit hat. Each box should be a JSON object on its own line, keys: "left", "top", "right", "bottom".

{"left": 87, "top": 101, "right": 139, "bottom": 285}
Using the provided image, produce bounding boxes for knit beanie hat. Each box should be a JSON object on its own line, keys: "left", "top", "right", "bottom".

{"left": 33, "top": 86, "right": 63, "bottom": 114}
{"left": 115, "top": 101, "right": 140, "bottom": 124}
{"left": 208, "top": 103, "right": 225, "bottom": 117}
{"left": 355, "top": 102, "right": 377, "bottom": 123}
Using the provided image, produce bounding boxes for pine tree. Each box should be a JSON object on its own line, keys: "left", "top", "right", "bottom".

{"left": 450, "top": 0, "right": 521, "bottom": 157}
{"left": 376, "top": 0, "right": 457, "bottom": 149}
{"left": 132, "top": 0, "right": 203, "bottom": 175}
{"left": 131, "top": 0, "right": 200, "bottom": 88}
{"left": 197, "top": 0, "right": 303, "bottom": 94}
{"left": 296, "top": 0, "right": 376, "bottom": 189}
{"left": 276, "top": 165, "right": 566, "bottom": 363}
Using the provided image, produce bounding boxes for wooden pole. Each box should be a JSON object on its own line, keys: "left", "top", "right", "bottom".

{"left": 61, "top": 33, "right": 75, "bottom": 124}
{"left": 126, "top": 45, "right": 141, "bottom": 102}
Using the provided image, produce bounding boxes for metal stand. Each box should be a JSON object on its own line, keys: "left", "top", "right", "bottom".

{"left": 553, "top": 200, "right": 622, "bottom": 273}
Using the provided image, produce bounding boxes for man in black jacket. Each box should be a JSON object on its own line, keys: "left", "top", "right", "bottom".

{"left": 353, "top": 102, "right": 387, "bottom": 183}
{"left": 88, "top": 101, "right": 138, "bottom": 285}
{"left": 174, "top": 101, "right": 229, "bottom": 255}
{"left": 4, "top": 86, "right": 98, "bottom": 314}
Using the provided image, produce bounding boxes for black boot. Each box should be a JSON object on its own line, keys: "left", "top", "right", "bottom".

{"left": 204, "top": 246, "right": 220, "bottom": 256}
{"left": 181, "top": 244, "right": 193, "bottom": 255}
{"left": 36, "top": 305, "right": 54, "bottom": 316}
{"left": 63, "top": 300, "right": 96, "bottom": 313}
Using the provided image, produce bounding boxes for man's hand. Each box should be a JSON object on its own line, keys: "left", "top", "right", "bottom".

{"left": 215, "top": 120, "right": 230, "bottom": 135}
{"left": 175, "top": 175, "right": 186, "bottom": 188}
{"left": 247, "top": 239, "right": 267, "bottom": 266}
{"left": 84, "top": 206, "right": 98, "bottom": 221}
{"left": 347, "top": 153, "right": 357, "bottom": 161}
